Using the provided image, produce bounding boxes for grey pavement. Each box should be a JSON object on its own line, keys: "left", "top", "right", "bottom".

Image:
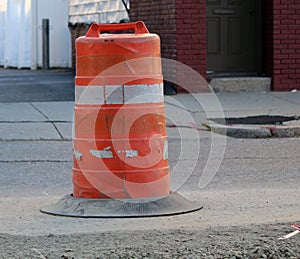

{"left": 1, "top": 67, "right": 300, "bottom": 139}
{"left": 0, "top": 68, "right": 74, "bottom": 102}
{"left": 0, "top": 67, "right": 299, "bottom": 141}
{"left": 1, "top": 91, "right": 300, "bottom": 140}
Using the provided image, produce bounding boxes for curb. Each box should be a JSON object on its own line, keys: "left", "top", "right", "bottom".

{"left": 268, "top": 125, "right": 300, "bottom": 138}
{"left": 206, "top": 123, "right": 300, "bottom": 138}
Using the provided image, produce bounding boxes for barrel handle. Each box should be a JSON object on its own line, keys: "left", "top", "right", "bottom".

{"left": 86, "top": 21, "right": 149, "bottom": 37}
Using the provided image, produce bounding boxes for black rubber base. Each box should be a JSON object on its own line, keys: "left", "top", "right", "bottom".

{"left": 40, "top": 193, "right": 202, "bottom": 218}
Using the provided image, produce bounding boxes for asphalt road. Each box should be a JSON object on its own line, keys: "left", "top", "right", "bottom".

{"left": 0, "top": 68, "right": 74, "bottom": 102}
{"left": 0, "top": 137, "right": 299, "bottom": 232}
{"left": 0, "top": 136, "right": 299, "bottom": 257}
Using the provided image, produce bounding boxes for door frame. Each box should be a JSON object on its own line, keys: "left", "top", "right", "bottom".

{"left": 206, "top": 0, "right": 263, "bottom": 75}
{"left": 255, "top": 0, "right": 262, "bottom": 74}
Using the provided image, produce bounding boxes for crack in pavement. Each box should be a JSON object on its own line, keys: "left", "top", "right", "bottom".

{"left": 29, "top": 103, "right": 65, "bottom": 140}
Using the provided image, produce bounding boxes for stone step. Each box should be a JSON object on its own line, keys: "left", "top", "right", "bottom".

{"left": 209, "top": 77, "right": 271, "bottom": 92}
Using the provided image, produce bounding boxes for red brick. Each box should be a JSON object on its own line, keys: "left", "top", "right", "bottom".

{"left": 280, "top": 30, "right": 296, "bottom": 34}
{"left": 281, "top": 69, "right": 296, "bottom": 74}
{"left": 281, "top": 39, "right": 295, "bottom": 44}
{"left": 281, "top": 49, "right": 295, "bottom": 54}
{"left": 290, "top": 4, "right": 300, "bottom": 9}
{"left": 280, "top": 0, "right": 294, "bottom": 4}
{"left": 289, "top": 64, "right": 300, "bottom": 69}
{"left": 288, "top": 25, "right": 300, "bottom": 30}
{"left": 281, "top": 20, "right": 294, "bottom": 25}
{"left": 281, "top": 10, "right": 295, "bottom": 14}
{"left": 281, "top": 59, "right": 295, "bottom": 64}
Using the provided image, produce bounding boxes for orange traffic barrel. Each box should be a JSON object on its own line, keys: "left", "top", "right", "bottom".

{"left": 40, "top": 21, "right": 202, "bottom": 218}
{"left": 73, "top": 21, "right": 169, "bottom": 199}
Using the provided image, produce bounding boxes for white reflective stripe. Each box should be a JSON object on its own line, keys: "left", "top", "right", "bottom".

{"left": 105, "top": 85, "right": 124, "bottom": 104}
{"left": 75, "top": 86, "right": 104, "bottom": 105}
{"left": 74, "top": 149, "right": 83, "bottom": 161}
{"left": 163, "top": 140, "right": 168, "bottom": 160}
{"left": 90, "top": 147, "right": 113, "bottom": 159}
{"left": 117, "top": 149, "right": 139, "bottom": 158}
{"left": 75, "top": 84, "right": 164, "bottom": 105}
{"left": 124, "top": 84, "right": 163, "bottom": 104}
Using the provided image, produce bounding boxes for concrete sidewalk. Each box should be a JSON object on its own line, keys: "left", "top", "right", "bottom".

{"left": 171, "top": 91, "right": 300, "bottom": 138}
{"left": 0, "top": 91, "right": 300, "bottom": 140}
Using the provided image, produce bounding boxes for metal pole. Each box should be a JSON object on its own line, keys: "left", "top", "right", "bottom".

{"left": 42, "top": 18, "right": 49, "bottom": 69}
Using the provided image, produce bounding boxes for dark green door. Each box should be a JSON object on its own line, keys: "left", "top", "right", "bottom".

{"left": 206, "top": 0, "right": 261, "bottom": 73}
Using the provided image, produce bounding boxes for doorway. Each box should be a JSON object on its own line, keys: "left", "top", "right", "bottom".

{"left": 206, "top": 0, "right": 262, "bottom": 74}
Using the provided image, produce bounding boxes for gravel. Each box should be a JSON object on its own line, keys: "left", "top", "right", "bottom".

{"left": 0, "top": 222, "right": 299, "bottom": 258}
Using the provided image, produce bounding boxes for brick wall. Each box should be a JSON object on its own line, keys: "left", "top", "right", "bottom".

{"left": 176, "top": 0, "right": 207, "bottom": 92}
{"left": 129, "top": 0, "right": 177, "bottom": 85}
{"left": 266, "top": 0, "right": 300, "bottom": 91}
{"left": 130, "top": 0, "right": 208, "bottom": 93}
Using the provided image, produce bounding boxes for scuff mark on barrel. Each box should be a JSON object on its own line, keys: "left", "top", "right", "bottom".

{"left": 90, "top": 147, "right": 114, "bottom": 158}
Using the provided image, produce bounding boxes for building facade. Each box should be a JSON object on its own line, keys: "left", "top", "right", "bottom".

{"left": 130, "top": 0, "right": 300, "bottom": 91}
{"left": 0, "top": 0, "right": 71, "bottom": 69}
{"left": 68, "top": 0, "right": 129, "bottom": 68}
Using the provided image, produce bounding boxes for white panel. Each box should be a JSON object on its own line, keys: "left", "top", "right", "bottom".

{"left": 37, "top": 0, "right": 71, "bottom": 68}
{"left": 69, "top": 0, "right": 129, "bottom": 24}
{"left": 0, "top": 0, "right": 71, "bottom": 69}
{"left": 69, "top": 0, "right": 98, "bottom": 5}
{"left": 30, "top": 0, "right": 38, "bottom": 70}
{"left": 5, "top": 0, "right": 21, "bottom": 68}
{"left": 106, "top": 11, "right": 128, "bottom": 24}
{"left": 18, "top": 0, "right": 31, "bottom": 68}
{"left": 0, "top": 1, "right": 6, "bottom": 66}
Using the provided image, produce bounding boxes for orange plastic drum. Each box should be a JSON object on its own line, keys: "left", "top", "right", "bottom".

{"left": 73, "top": 21, "right": 170, "bottom": 199}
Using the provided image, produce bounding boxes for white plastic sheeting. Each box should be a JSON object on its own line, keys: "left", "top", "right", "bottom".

{"left": 36, "top": 0, "right": 71, "bottom": 68}
{"left": 0, "top": 1, "right": 7, "bottom": 66}
{"left": 69, "top": 0, "right": 129, "bottom": 24}
{"left": 0, "top": 0, "right": 71, "bottom": 69}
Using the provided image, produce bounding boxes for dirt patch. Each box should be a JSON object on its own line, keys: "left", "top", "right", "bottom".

{"left": 0, "top": 223, "right": 299, "bottom": 258}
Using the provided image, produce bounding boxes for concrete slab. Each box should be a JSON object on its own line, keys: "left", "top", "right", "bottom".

{"left": 54, "top": 122, "right": 73, "bottom": 140}
{"left": 32, "top": 102, "right": 74, "bottom": 122}
{"left": 209, "top": 123, "right": 272, "bottom": 138}
{"left": 209, "top": 77, "right": 271, "bottom": 92}
{"left": 0, "top": 103, "right": 45, "bottom": 122}
{"left": 0, "top": 123, "right": 62, "bottom": 140}
{"left": 0, "top": 141, "right": 72, "bottom": 162}
{"left": 0, "top": 162, "right": 72, "bottom": 197}
{"left": 168, "top": 92, "right": 300, "bottom": 115}
{"left": 166, "top": 127, "right": 212, "bottom": 140}
{"left": 166, "top": 93, "right": 223, "bottom": 113}
{"left": 216, "top": 92, "right": 297, "bottom": 112}
{"left": 0, "top": 91, "right": 298, "bottom": 142}
{"left": 270, "top": 91, "right": 300, "bottom": 105}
